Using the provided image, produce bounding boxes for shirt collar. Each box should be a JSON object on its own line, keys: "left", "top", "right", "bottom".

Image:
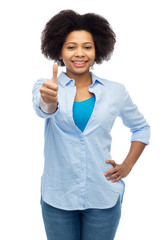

{"left": 58, "top": 71, "right": 104, "bottom": 87}
{"left": 90, "top": 72, "right": 104, "bottom": 86}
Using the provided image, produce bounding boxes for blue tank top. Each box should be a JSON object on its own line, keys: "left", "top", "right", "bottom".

{"left": 73, "top": 95, "right": 96, "bottom": 132}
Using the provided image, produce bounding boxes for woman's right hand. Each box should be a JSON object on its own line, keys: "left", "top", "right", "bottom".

{"left": 40, "top": 63, "right": 58, "bottom": 106}
{"left": 40, "top": 64, "right": 58, "bottom": 113}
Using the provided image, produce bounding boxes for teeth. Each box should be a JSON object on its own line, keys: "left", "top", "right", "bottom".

{"left": 74, "top": 61, "right": 86, "bottom": 64}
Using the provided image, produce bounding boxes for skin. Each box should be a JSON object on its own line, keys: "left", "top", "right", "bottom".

{"left": 40, "top": 30, "right": 147, "bottom": 182}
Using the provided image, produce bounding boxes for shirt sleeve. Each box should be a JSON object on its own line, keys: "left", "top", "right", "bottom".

{"left": 119, "top": 86, "right": 150, "bottom": 145}
{"left": 32, "top": 78, "right": 57, "bottom": 119}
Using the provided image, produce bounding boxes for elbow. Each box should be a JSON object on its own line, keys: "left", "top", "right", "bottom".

{"left": 131, "top": 125, "right": 150, "bottom": 145}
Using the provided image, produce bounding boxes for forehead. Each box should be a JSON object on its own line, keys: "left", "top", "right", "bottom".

{"left": 64, "top": 30, "right": 94, "bottom": 44}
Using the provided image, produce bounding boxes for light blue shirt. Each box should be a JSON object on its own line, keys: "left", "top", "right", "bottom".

{"left": 32, "top": 72, "right": 150, "bottom": 210}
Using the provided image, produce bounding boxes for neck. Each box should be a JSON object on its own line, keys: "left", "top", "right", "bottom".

{"left": 65, "top": 70, "right": 92, "bottom": 88}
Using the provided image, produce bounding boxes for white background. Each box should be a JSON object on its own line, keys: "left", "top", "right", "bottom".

{"left": 0, "top": 0, "right": 164, "bottom": 239}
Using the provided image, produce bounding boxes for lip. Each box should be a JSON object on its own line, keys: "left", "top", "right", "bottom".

{"left": 72, "top": 60, "right": 88, "bottom": 68}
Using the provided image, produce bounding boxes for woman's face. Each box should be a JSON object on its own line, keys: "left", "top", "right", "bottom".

{"left": 61, "top": 30, "right": 95, "bottom": 78}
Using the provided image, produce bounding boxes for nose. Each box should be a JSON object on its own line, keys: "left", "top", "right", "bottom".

{"left": 75, "top": 47, "right": 85, "bottom": 57}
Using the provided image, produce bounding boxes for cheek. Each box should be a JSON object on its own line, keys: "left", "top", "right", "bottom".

{"left": 62, "top": 53, "right": 71, "bottom": 60}
{"left": 61, "top": 49, "right": 72, "bottom": 60}
{"left": 61, "top": 55, "right": 72, "bottom": 66}
{"left": 89, "top": 51, "right": 96, "bottom": 61}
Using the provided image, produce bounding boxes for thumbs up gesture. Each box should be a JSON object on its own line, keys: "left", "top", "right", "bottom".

{"left": 40, "top": 63, "right": 58, "bottom": 113}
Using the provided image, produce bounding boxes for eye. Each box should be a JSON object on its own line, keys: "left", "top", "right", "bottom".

{"left": 85, "top": 46, "right": 92, "bottom": 50}
{"left": 67, "top": 46, "right": 75, "bottom": 50}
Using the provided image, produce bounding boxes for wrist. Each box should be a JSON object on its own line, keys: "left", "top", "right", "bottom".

{"left": 122, "top": 160, "right": 133, "bottom": 172}
{"left": 40, "top": 97, "right": 58, "bottom": 114}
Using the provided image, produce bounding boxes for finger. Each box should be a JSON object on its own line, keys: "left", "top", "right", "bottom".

{"left": 105, "top": 160, "right": 116, "bottom": 167}
{"left": 40, "top": 87, "right": 58, "bottom": 97}
{"left": 106, "top": 170, "right": 118, "bottom": 179}
{"left": 52, "top": 63, "right": 58, "bottom": 84}
{"left": 42, "top": 81, "right": 58, "bottom": 91}
{"left": 42, "top": 96, "right": 58, "bottom": 104}
{"left": 41, "top": 94, "right": 58, "bottom": 102}
{"left": 106, "top": 172, "right": 121, "bottom": 181}
{"left": 112, "top": 176, "right": 121, "bottom": 183}
{"left": 104, "top": 167, "right": 117, "bottom": 177}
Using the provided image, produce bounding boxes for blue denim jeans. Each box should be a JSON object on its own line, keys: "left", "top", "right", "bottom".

{"left": 41, "top": 197, "right": 121, "bottom": 240}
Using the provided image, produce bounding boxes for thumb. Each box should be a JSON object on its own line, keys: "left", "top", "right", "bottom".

{"left": 52, "top": 63, "right": 58, "bottom": 84}
{"left": 106, "top": 160, "right": 116, "bottom": 166}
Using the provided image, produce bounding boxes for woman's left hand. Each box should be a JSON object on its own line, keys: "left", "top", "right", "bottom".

{"left": 104, "top": 160, "right": 132, "bottom": 183}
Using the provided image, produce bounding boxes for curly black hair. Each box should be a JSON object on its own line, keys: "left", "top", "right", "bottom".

{"left": 41, "top": 10, "right": 116, "bottom": 66}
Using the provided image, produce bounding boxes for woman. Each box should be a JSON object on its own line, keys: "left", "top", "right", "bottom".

{"left": 32, "top": 10, "right": 150, "bottom": 240}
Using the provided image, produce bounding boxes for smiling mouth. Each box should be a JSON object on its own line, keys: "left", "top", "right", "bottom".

{"left": 72, "top": 60, "right": 88, "bottom": 65}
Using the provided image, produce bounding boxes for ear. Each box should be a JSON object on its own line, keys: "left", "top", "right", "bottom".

{"left": 58, "top": 57, "right": 64, "bottom": 66}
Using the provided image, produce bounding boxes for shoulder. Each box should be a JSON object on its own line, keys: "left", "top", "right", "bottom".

{"left": 91, "top": 72, "right": 126, "bottom": 92}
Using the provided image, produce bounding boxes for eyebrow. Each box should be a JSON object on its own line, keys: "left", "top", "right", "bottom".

{"left": 65, "top": 42, "right": 93, "bottom": 45}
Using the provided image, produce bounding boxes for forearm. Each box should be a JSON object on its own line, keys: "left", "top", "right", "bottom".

{"left": 123, "top": 141, "right": 146, "bottom": 170}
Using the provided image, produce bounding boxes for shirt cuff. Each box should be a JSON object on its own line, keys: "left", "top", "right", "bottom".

{"left": 40, "top": 97, "right": 57, "bottom": 114}
{"left": 131, "top": 126, "right": 150, "bottom": 145}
